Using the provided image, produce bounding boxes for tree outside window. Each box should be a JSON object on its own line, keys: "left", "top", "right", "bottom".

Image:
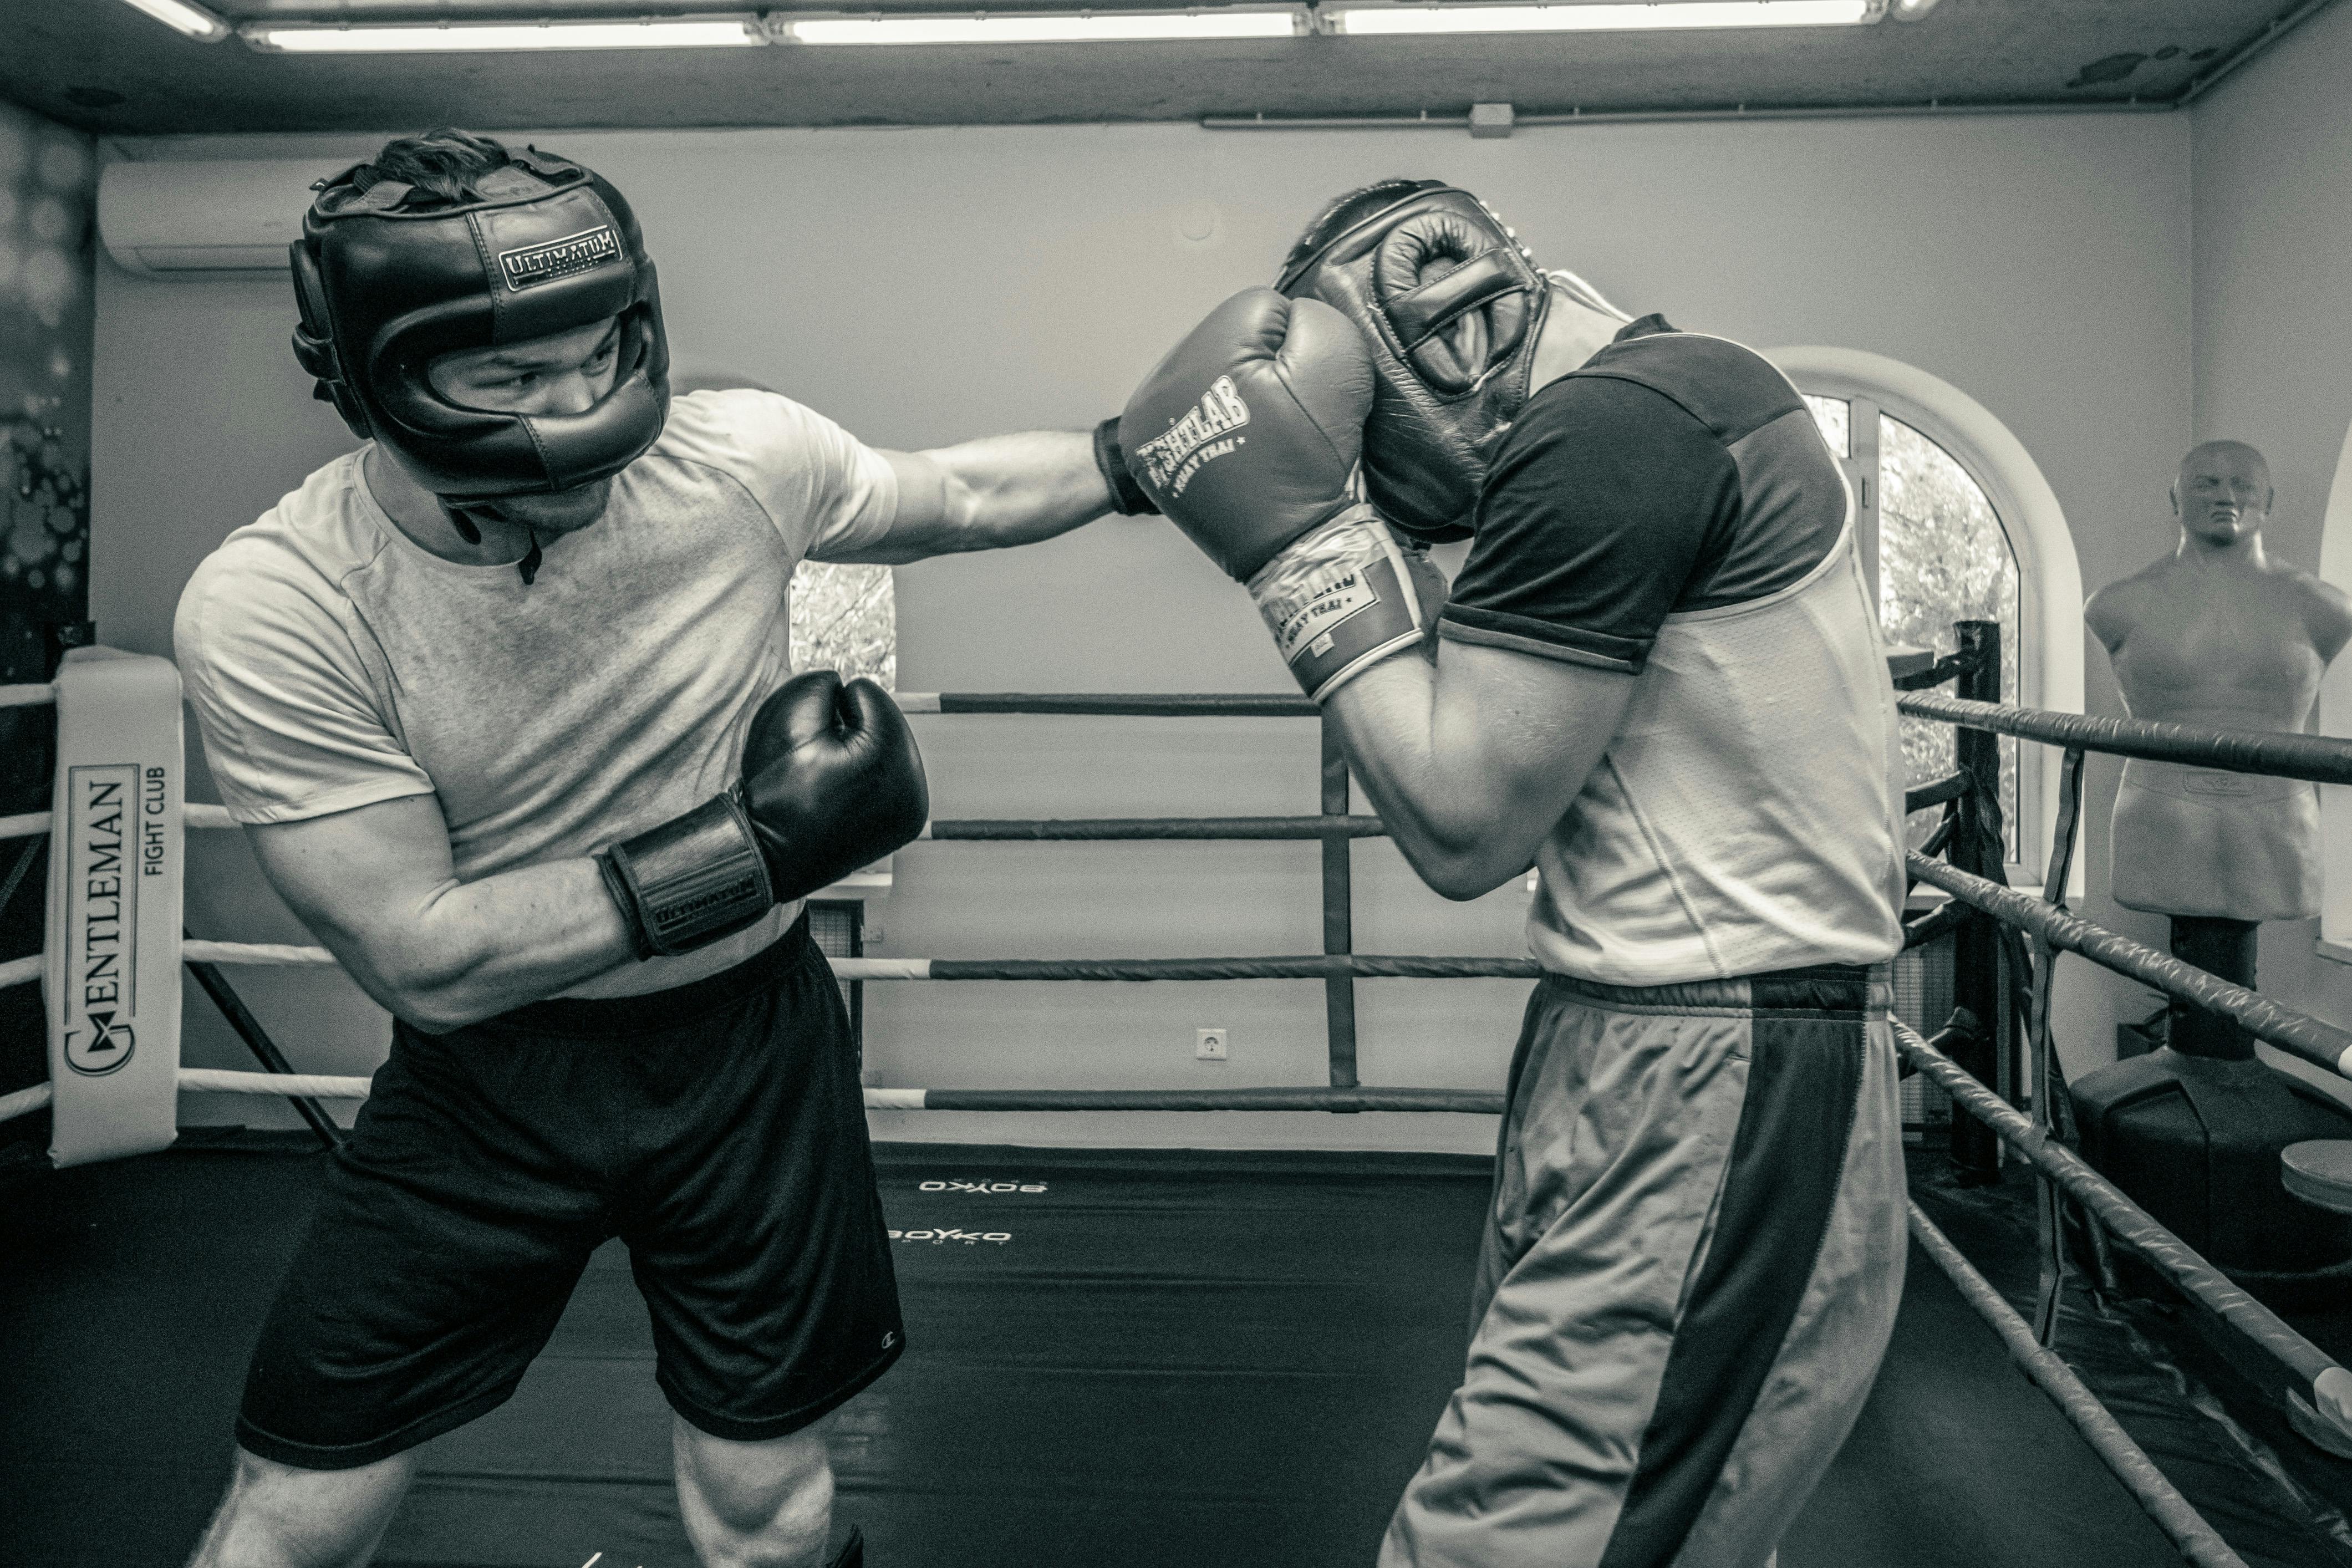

{"left": 790, "top": 560, "right": 895, "bottom": 690}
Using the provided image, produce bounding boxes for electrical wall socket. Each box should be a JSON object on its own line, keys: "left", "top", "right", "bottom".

{"left": 1196, "top": 1027, "right": 1229, "bottom": 1061}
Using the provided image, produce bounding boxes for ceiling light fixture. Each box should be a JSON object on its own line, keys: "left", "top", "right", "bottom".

{"left": 116, "top": 0, "right": 231, "bottom": 43}
{"left": 777, "top": 8, "right": 1307, "bottom": 44}
{"left": 240, "top": 16, "right": 768, "bottom": 53}
{"left": 1326, "top": 0, "right": 1877, "bottom": 37}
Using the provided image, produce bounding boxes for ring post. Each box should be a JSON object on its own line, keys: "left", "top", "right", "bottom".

{"left": 1950, "top": 619, "right": 2005, "bottom": 1183}
{"left": 1320, "top": 716, "right": 1360, "bottom": 1092}
{"left": 44, "top": 648, "right": 183, "bottom": 1168}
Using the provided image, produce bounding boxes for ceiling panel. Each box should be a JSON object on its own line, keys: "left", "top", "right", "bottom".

{"left": 0, "top": 0, "right": 2328, "bottom": 136}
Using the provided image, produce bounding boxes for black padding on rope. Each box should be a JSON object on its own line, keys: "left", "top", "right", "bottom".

{"left": 924, "top": 955, "right": 1541, "bottom": 982}
{"left": 1899, "top": 692, "right": 2352, "bottom": 787}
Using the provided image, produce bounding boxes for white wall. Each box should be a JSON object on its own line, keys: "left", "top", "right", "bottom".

{"left": 2188, "top": 2, "right": 2352, "bottom": 1102}
{"left": 93, "top": 112, "right": 2193, "bottom": 1149}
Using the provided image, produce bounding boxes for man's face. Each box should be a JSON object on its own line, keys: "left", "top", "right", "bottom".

{"left": 2172, "top": 442, "right": 2272, "bottom": 546}
{"left": 426, "top": 315, "right": 623, "bottom": 536}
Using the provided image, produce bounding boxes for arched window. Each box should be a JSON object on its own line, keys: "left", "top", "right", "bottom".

{"left": 2314, "top": 420, "right": 2352, "bottom": 961}
{"left": 1770, "top": 348, "right": 2085, "bottom": 889}
{"left": 670, "top": 370, "right": 899, "bottom": 690}
{"left": 1802, "top": 394, "right": 2021, "bottom": 855}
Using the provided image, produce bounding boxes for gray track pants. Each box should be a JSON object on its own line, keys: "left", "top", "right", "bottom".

{"left": 1382, "top": 964, "right": 1908, "bottom": 1568}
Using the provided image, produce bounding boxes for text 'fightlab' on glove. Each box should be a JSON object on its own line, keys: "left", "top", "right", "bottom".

{"left": 1121, "top": 287, "right": 1443, "bottom": 700}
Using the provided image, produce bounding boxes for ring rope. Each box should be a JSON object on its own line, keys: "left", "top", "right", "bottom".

{"left": 0, "top": 683, "right": 53, "bottom": 710}
{"left": 172, "top": 1071, "right": 1501, "bottom": 1117}
{"left": 909, "top": 955, "right": 1539, "bottom": 981}
{"left": 925, "top": 815, "right": 1390, "bottom": 841}
{"left": 869, "top": 1086, "right": 1504, "bottom": 1113}
{"left": 180, "top": 1068, "right": 371, "bottom": 1099}
{"left": 894, "top": 692, "right": 1317, "bottom": 717}
{"left": 1898, "top": 691, "right": 2352, "bottom": 787}
{"left": 0, "top": 802, "right": 237, "bottom": 842}
{"left": 1895, "top": 1018, "right": 2352, "bottom": 1427}
{"left": 183, "top": 940, "right": 336, "bottom": 968}
{"left": 155, "top": 949, "right": 1545, "bottom": 981}
{"left": 1907, "top": 853, "right": 2352, "bottom": 1080}
{"left": 1906, "top": 1201, "right": 2249, "bottom": 1568}
{"left": 0, "top": 1082, "right": 52, "bottom": 1124}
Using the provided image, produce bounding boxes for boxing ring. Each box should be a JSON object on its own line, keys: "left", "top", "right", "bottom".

{"left": 7, "top": 629, "right": 2352, "bottom": 1563}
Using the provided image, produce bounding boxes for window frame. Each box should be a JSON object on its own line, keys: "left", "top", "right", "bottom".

{"left": 2312, "top": 419, "right": 2352, "bottom": 963}
{"left": 1769, "top": 346, "right": 2085, "bottom": 895}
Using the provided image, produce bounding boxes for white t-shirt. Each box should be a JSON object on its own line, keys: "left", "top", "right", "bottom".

{"left": 174, "top": 388, "right": 900, "bottom": 999}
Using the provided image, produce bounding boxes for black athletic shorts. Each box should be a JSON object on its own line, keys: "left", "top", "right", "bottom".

{"left": 236, "top": 915, "right": 904, "bottom": 1470}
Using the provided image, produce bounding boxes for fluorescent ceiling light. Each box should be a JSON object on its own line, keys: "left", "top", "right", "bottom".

{"left": 118, "top": 0, "right": 230, "bottom": 42}
{"left": 780, "top": 9, "right": 1305, "bottom": 44}
{"left": 1328, "top": 1, "right": 1875, "bottom": 36}
{"left": 241, "top": 16, "right": 766, "bottom": 53}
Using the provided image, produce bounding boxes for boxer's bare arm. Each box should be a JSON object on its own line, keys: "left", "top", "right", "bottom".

{"left": 243, "top": 795, "right": 638, "bottom": 1032}
{"left": 825, "top": 438, "right": 1109, "bottom": 564}
{"left": 1324, "top": 640, "right": 1633, "bottom": 901}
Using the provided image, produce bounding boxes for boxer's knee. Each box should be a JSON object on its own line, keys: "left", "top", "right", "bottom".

{"left": 672, "top": 1413, "right": 835, "bottom": 1567}
{"left": 186, "top": 1445, "right": 415, "bottom": 1568}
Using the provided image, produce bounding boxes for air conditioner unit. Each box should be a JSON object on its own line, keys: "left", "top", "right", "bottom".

{"left": 96, "top": 159, "right": 345, "bottom": 277}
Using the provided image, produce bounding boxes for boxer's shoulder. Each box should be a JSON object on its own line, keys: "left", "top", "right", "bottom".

{"left": 185, "top": 453, "right": 390, "bottom": 628}
{"left": 652, "top": 385, "right": 846, "bottom": 477}
{"left": 1559, "top": 327, "right": 1799, "bottom": 445}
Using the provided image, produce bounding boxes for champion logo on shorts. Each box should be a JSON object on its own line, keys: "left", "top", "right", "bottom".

{"left": 496, "top": 225, "right": 622, "bottom": 291}
{"left": 1133, "top": 376, "right": 1250, "bottom": 498}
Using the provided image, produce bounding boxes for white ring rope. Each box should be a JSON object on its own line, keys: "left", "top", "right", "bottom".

{"left": 836, "top": 958, "right": 932, "bottom": 980}
{"left": 169, "top": 1070, "right": 943, "bottom": 1114}
{"left": 0, "top": 1082, "right": 52, "bottom": 1124}
{"left": 184, "top": 940, "right": 336, "bottom": 968}
{"left": 0, "top": 802, "right": 235, "bottom": 842}
{"left": 179, "top": 1068, "right": 371, "bottom": 1099}
{"left": 0, "top": 954, "right": 40, "bottom": 991}
{"left": 0, "top": 683, "right": 54, "bottom": 710}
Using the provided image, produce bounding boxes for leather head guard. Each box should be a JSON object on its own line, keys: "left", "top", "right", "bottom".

{"left": 1277, "top": 180, "right": 1550, "bottom": 543}
{"left": 289, "top": 146, "right": 670, "bottom": 507}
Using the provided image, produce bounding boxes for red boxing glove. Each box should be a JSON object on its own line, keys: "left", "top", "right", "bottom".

{"left": 1121, "top": 288, "right": 1374, "bottom": 582}
{"left": 1123, "top": 288, "right": 1443, "bottom": 700}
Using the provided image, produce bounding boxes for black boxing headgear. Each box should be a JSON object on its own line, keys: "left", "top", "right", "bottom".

{"left": 1277, "top": 180, "right": 1550, "bottom": 544}
{"left": 289, "top": 145, "right": 670, "bottom": 511}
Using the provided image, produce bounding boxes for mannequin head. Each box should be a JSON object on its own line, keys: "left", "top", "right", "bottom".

{"left": 2171, "top": 441, "right": 2273, "bottom": 548}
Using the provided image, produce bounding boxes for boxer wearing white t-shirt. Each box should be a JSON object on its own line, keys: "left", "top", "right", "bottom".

{"left": 175, "top": 130, "right": 1133, "bottom": 1568}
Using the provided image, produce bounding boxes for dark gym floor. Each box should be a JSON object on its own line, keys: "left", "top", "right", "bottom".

{"left": 3, "top": 1133, "right": 2348, "bottom": 1567}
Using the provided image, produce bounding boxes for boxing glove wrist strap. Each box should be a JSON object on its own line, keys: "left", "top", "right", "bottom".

{"left": 598, "top": 792, "right": 775, "bottom": 959}
{"left": 1092, "top": 417, "right": 1160, "bottom": 517}
{"left": 1246, "top": 506, "right": 1447, "bottom": 702}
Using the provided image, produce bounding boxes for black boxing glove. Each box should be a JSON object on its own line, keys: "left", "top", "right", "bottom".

{"left": 599, "top": 671, "right": 929, "bottom": 958}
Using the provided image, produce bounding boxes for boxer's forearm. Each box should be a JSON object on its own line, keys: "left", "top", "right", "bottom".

{"left": 854, "top": 434, "right": 1109, "bottom": 563}
{"left": 1322, "top": 640, "right": 1630, "bottom": 901}
{"left": 1322, "top": 655, "right": 1535, "bottom": 900}
{"left": 245, "top": 800, "right": 639, "bottom": 1032}
{"left": 371, "top": 858, "right": 640, "bottom": 1030}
